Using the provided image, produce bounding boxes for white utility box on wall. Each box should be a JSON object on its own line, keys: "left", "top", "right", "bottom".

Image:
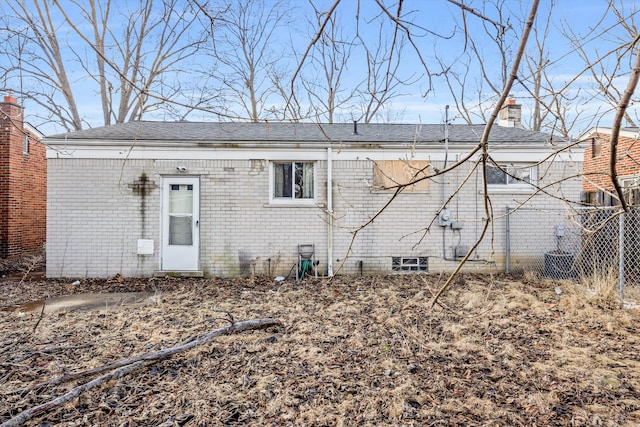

{"left": 137, "top": 239, "right": 154, "bottom": 255}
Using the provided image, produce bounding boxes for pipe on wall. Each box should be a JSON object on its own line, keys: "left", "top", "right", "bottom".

{"left": 442, "top": 105, "right": 456, "bottom": 261}
{"left": 327, "top": 146, "right": 334, "bottom": 277}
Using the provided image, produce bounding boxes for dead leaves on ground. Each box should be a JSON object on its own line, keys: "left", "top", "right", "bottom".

{"left": 1, "top": 274, "right": 640, "bottom": 426}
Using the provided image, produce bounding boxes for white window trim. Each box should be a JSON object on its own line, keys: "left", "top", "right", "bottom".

{"left": 486, "top": 163, "right": 538, "bottom": 192}
{"left": 619, "top": 175, "right": 640, "bottom": 205}
{"left": 619, "top": 175, "right": 640, "bottom": 189}
{"left": 22, "top": 134, "right": 29, "bottom": 155}
{"left": 269, "top": 161, "right": 317, "bottom": 205}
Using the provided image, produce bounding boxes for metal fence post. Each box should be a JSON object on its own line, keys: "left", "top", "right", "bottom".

{"left": 506, "top": 206, "right": 511, "bottom": 274}
{"left": 619, "top": 212, "right": 625, "bottom": 301}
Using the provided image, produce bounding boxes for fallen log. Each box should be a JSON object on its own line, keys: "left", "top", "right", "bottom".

{"left": 31, "top": 317, "right": 281, "bottom": 391}
{"left": 1, "top": 361, "right": 147, "bottom": 427}
{"left": 1, "top": 318, "right": 281, "bottom": 427}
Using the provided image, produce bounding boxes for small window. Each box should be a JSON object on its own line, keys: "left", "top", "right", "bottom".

{"left": 620, "top": 177, "right": 640, "bottom": 206}
{"left": 22, "top": 134, "right": 29, "bottom": 155}
{"left": 392, "top": 256, "right": 428, "bottom": 272}
{"left": 591, "top": 190, "right": 619, "bottom": 207}
{"left": 582, "top": 191, "right": 598, "bottom": 205}
{"left": 271, "top": 162, "right": 315, "bottom": 203}
{"left": 592, "top": 138, "right": 601, "bottom": 158}
{"left": 486, "top": 163, "right": 537, "bottom": 187}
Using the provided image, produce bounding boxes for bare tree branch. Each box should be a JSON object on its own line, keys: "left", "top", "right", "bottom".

{"left": 446, "top": 0, "right": 509, "bottom": 33}
{"left": 609, "top": 35, "right": 640, "bottom": 213}
{"left": 428, "top": 0, "right": 541, "bottom": 307}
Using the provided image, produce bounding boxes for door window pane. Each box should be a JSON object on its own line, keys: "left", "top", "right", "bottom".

{"left": 169, "top": 184, "right": 193, "bottom": 245}
{"left": 169, "top": 216, "right": 193, "bottom": 245}
{"left": 170, "top": 185, "right": 193, "bottom": 214}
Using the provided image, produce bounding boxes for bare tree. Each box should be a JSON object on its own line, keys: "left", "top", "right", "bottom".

{"left": 435, "top": 1, "right": 579, "bottom": 136}
{"left": 563, "top": 1, "right": 640, "bottom": 128}
{"left": 287, "top": 0, "right": 448, "bottom": 122}
{"left": 444, "top": 0, "right": 515, "bottom": 124}
{"left": 520, "top": 0, "right": 583, "bottom": 136}
{"left": 0, "top": 0, "right": 207, "bottom": 131}
{"left": 292, "top": 1, "right": 421, "bottom": 124}
{"left": 299, "top": 7, "right": 358, "bottom": 123}
{"left": 0, "top": 1, "right": 83, "bottom": 130}
{"left": 194, "top": 0, "right": 293, "bottom": 122}
{"left": 355, "top": 15, "right": 421, "bottom": 123}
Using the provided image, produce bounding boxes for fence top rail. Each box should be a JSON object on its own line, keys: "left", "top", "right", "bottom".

{"left": 506, "top": 206, "right": 639, "bottom": 214}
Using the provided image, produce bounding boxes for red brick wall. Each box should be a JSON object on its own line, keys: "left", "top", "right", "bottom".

{"left": 0, "top": 96, "right": 47, "bottom": 258}
{"left": 0, "top": 104, "right": 8, "bottom": 257}
{"left": 582, "top": 131, "right": 640, "bottom": 192}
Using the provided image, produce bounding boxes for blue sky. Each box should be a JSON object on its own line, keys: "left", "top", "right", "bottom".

{"left": 2, "top": 0, "right": 638, "bottom": 137}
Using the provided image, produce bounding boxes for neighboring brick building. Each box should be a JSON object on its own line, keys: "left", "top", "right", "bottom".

{"left": 44, "top": 119, "right": 583, "bottom": 279}
{"left": 0, "top": 94, "right": 46, "bottom": 258}
{"left": 581, "top": 127, "right": 640, "bottom": 206}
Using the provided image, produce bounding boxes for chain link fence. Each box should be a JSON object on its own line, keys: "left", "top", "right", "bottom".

{"left": 506, "top": 206, "right": 640, "bottom": 297}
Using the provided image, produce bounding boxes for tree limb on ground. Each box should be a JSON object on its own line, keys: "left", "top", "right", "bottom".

{"left": 2, "top": 318, "right": 281, "bottom": 427}
{"left": 28, "top": 317, "right": 280, "bottom": 391}
{"left": 1, "top": 361, "right": 148, "bottom": 427}
{"left": 12, "top": 344, "right": 93, "bottom": 364}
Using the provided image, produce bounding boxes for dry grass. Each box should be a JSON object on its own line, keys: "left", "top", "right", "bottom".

{"left": 0, "top": 254, "right": 44, "bottom": 279}
{"left": 1, "top": 273, "right": 640, "bottom": 426}
{"left": 579, "top": 267, "right": 622, "bottom": 308}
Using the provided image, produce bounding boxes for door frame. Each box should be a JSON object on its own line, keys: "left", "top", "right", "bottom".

{"left": 160, "top": 176, "right": 200, "bottom": 271}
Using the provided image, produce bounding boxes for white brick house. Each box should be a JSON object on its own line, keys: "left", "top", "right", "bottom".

{"left": 44, "top": 121, "right": 583, "bottom": 278}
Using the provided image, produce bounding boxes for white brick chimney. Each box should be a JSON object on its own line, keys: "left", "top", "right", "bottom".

{"left": 499, "top": 96, "right": 523, "bottom": 128}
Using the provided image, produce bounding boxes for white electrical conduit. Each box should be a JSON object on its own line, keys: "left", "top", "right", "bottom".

{"left": 327, "top": 146, "right": 334, "bottom": 277}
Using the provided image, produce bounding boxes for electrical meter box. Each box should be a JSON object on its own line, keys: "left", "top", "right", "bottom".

{"left": 451, "top": 221, "right": 464, "bottom": 230}
{"left": 439, "top": 209, "right": 452, "bottom": 227}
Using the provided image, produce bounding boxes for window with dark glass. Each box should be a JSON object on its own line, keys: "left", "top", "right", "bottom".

{"left": 486, "top": 164, "right": 536, "bottom": 186}
{"left": 273, "top": 162, "right": 314, "bottom": 200}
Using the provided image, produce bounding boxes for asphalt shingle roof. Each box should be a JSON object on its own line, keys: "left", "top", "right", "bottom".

{"left": 46, "top": 121, "right": 556, "bottom": 145}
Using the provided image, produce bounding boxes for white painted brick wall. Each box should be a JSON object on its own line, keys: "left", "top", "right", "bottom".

{"left": 330, "top": 157, "right": 583, "bottom": 275}
{"left": 46, "top": 156, "right": 583, "bottom": 278}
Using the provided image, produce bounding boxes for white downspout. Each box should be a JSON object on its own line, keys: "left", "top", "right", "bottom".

{"left": 327, "top": 146, "right": 334, "bottom": 277}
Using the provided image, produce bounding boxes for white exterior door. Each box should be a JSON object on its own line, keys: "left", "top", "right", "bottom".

{"left": 161, "top": 177, "right": 200, "bottom": 271}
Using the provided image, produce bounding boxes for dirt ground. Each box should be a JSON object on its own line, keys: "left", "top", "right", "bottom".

{"left": 1, "top": 261, "right": 640, "bottom": 426}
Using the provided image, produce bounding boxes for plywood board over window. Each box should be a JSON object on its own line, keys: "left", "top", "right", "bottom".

{"left": 373, "top": 160, "right": 430, "bottom": 191}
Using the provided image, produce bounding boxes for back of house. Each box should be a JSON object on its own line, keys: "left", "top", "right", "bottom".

{"left": 44, "top": 119, "right": 582, "bottom": 279}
